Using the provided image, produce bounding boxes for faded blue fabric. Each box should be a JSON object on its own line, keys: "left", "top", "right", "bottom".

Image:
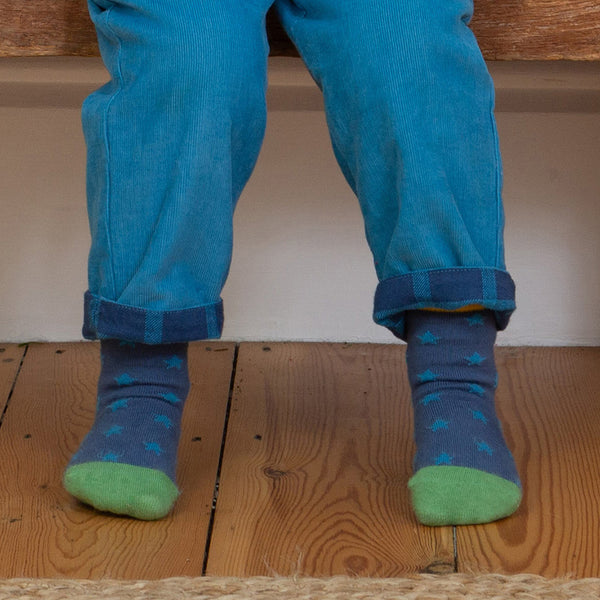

{"left": 83, "top": 291, "right": 224, "bottom": 344}
{"left": 374, "top": 268, "right": 516, "bottom": 340}
{"left": 82, "top": 0, "right": 514, "bottom": 343}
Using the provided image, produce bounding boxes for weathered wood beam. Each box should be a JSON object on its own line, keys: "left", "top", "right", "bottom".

{"left": 1, "top": 1, "right": 599, "bottom": 60}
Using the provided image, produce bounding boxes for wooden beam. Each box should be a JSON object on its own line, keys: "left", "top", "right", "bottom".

{"left": 472, "top": 1, "right": 600, "bottom": 61}
{"left": 1, "top": 1, "right": 599, "bottom": 60}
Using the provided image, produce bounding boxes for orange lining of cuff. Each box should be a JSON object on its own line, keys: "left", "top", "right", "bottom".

{"left": 422, "top": 304, "right": 485, "bottom": 313}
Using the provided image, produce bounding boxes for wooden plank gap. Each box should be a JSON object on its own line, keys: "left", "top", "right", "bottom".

{"left": 206, "top": 342, "right": 455, "bottom": 577}
{"left": 453, "top": 527, "right": 459, "bottom": 573}
{"left": 0, "top": 343, "right": 28, "bottom": 427}
{"left": 201, "top": 343, "right": 240, "bottom": 575}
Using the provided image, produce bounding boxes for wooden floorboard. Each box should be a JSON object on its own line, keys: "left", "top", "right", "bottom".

{"left": 0, "top": 342, "right": 234, "bottom": 579}
{"left": 205, "top": 342, "right": 454, "bottom": 577}
{"left": 1, "top": 343, "right": 598, "bottom": 578}
{"left": 456, "top": 347, "right": 600, "bottom": 578}
{"left": 0, "top": 344, "right": 26, "bottom": 412}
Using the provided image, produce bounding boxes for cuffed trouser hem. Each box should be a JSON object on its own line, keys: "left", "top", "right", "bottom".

{"left": 373, "top": 267, "right": 516, "bottom": 341}
{"left": 82, "top": 291, "right": 224, "bottom": 344}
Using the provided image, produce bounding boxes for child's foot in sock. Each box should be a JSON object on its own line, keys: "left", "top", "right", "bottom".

{"left": 63, "top": 340, "right": 189, "bottom": 520}
{"left": 405, "top": 310, "right": 522, "bottom": 526}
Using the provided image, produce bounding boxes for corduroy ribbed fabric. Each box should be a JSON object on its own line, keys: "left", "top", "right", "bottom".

{"left": 82, "top": 0, "right": 514, "bottom": 343}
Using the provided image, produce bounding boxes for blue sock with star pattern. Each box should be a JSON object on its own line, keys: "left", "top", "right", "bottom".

{"left": 405, "top": 310, "right": 522, "bottom": 526}
{"left": 63, "top": 340, "right": 189, "bottom": 520}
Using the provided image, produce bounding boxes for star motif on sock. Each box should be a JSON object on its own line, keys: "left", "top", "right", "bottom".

{"left": 418, "top": 369, "right": 438, "bottom": 383}
{"left": 101, "top": 452, "right": 120, "bottom": 462}
{"left": 468, "top": 383, "right": 485, "bottom": 397}
{"left": 420, "top": 393, "right": 442, "bottom": 406}
{"left": 154, "top": 415, "right": 172, "bottom": 429}
{"left": 472, "top": 410, "right": 488, "bottom": 424}
{"left": 466, "top": 352, "right": 486, "bottom": 366}
{"left": 145, "top": 442, "right": 163, "bottom": 456}
{"left": 476, "top": 440, "right": 494, "bottom": 456}
{"left": 434, "top": 452, "right": 453, "bottom": 465}
{"left": 115, "top": 373, "right": 136, "bottom": 386}
{"left": 109, "top": 398, "right": 129, "bottom": 412}
{"left": 417, "top": 331, "right": 440, "bottom": 345}
{"left": 466, "top": 314, "right": 485, "bottom": 326}
{"left": 164, "top": 355, "right": 183, "bottom": 370}
{"left": 162, "top": 392, "right": 181, "bottom": 405}
{"left": 104, "top": 425, "right": 123, "bottom": 437}
{"left": 429, "top": 419, "right": 450, "bottom": 432}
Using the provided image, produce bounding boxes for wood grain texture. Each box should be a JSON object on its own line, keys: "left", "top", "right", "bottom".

{"left": 206, "top": 342, "right": 455, "bottom": 578}
{"left": 2, "top": 343, "right": 600, "bottom": 579}
{"left": 1, "top": 1, "right": 599, "bottom": 59}
{"left": 0, "top": 1, "right": 98, "bottom": 57}
{"left": 0, "top": 342, "right": 234, "bottom": 579}
{"left": 456, "top": 347, "right": 600, "bottom": 578}
{"left": 0, "top": 344, "right": 25, "bottom": 410}
{"left": 472, "top": 1, "right": 600, "bottom": 60}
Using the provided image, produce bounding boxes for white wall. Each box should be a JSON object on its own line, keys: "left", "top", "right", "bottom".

{"left": 1, "top": 58, "right": 599, "bottom": 345}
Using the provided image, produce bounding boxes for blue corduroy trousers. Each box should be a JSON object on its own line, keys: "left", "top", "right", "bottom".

{"left": 82, "top": 0, "right": 516, "bottom": 344}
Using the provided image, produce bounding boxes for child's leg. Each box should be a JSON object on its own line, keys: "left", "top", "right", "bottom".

{"left": 64, "top": 341, "right": 189, "bottom": 520}
{"left": 82, "top": 0, "right": 271, "bottom": 340}
{"left": 276, "top": 0, "right": 521, "bottom": 524}
{"left": 404, "top": 309, "right": 521, "bottom": 525}
{"left": 66, "top": 0, "right": 273, "bottom": 519}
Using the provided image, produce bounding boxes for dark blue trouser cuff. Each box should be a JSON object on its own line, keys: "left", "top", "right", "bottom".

{"left": 83, "top": 291, "right": 224, "bottom": 344}
{"left": 373, "top": 267, "right": 516, "bottom": 340}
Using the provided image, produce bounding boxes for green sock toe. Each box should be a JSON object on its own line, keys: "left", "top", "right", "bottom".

{"left": 408, "top": 466, "right": 522, "bottom": 526}
{"left": 64, "top": 462, "right": 179, "bottom": 520}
